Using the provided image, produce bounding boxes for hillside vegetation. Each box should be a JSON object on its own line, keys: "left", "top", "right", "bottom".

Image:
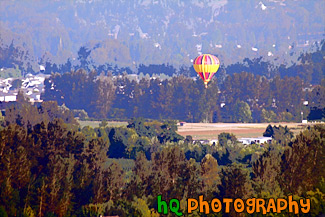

{"left": 0, "top": 101, "right": 324, "bottom": 216}
{"left": 1, "top": 0, "right": 324, "bottom": 72}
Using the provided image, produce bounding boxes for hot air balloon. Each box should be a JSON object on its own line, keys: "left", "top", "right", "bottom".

{"left": 193, "top": 54, "right": 220, "bottom": 88}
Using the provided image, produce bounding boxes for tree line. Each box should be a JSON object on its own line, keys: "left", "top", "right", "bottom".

{"left": 0, "top": 101, "right": 324, "bottom": 216}
{"left": 41, "top": 68, "right": 324, "bottom": 123}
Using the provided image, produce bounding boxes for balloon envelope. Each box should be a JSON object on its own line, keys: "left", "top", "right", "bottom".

{"left": 193, "top": 54, "right": 220, "bottom": 88}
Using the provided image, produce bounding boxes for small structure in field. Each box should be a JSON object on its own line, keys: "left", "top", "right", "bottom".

{"left": 179, "top": 122, "right": 186, "bottom": 126}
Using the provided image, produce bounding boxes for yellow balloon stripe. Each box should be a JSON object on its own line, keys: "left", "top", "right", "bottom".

{"left": 193, "top": 64, "right": 220, "bottom": 73}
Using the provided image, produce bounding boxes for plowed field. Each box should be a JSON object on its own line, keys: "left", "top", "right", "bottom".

{"left": 177, "top": 122, "right": 315, "bottom": 140}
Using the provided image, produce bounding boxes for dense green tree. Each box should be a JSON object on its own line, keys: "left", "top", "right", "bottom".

{"left": 5, "top": 95, "right": 41, "bottom": 128}
{"left": 107, "top": 128, "right": 127, "bottom": 158}
{"left": 111, "top": 74, "right": 137, "bottom": 118}
{"left": 218, "top": 132, "right": 237, "bottom": 147}
{"left": 5, "top": 96, "right": 77, "bottom": 129}
{"left": 157, "top": 121, "right": 184, "bottom": 144}
{"left": 263, "top": 125, "right": 294, "bottom": 145}
{"left": 261, "top": 109, "right": 277, "bottom": 123}
{"left": 38, "top": 101, "right": 77, "bottom": 125}
{"left": 252, "top": 146, "right": 284, "bottom": 198}
{"left": 270, "top": 76, "right": 304, "bottom": 121}
{"left": 263, "top": 124, "right": 274, "bottom": 137}
{"left": 0, "top": 125, "right": 31, "bottom": 200}
{"left": 43, "top": 69, "right": 116, "bottom": 119}
{"left": 10, "top": 79, "right": 22, "bottom": 90}
{"left": 307, "top": 85, "right": 325, "bottom": 120}
{"left": 200, "top": 154, "right": 220, "bottom": 198}
{"left": 128, "top": 152, "right": 152, "bottom": 198}
{"left": 77, "top": 46, "right": 91, "bottom": 71}
{"left": 0, "top": 206, "right": 8, "bottom": 217}
{"left": 233, "top": 100, "right": 253, "bottom": 123}
{"left": 127, "top": 117, "right": 156, "bottom": 138}
{"left": 184, "top": 142, "right": 207, "bottom": 162}
{"left": 106, "top": 161, "right": 125, "bottom": 201}
{"left": 279, "top": 125, "right": 325, "bottom": 195}
{"left": 218, "top": 164, "right": 253, "bottom": 217}
{"left": 90, "top": 75, "right": 116, "bottom": 118}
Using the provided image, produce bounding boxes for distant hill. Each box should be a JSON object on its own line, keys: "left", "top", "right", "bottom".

{"left": 0, "top": 0, "right": 324, "bottom": 71}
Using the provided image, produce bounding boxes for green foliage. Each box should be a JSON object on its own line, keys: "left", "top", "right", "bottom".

{"left": 278, "top": 111, "right": 294, "bottom": 122}
{"left": 218, "top": 164, "right": 253, "bottom": 216}
{"left": 127, "top": 117, "right": 156, "bottom": 138}
{"left": 38, "top": 65, "right": 324, "bottom": 123}
{"left": 72, "top": 109, "right": 89, "bottom": 120}
{"left": 219, "top": 164, "right": 253, "bottom": 198}
{"left": 158, "top": 121, "right": 184, "bottom": 144}
{"left": 80, "top": 200, "right": 113, "bottom": 217}
{"left": 233, "top": 100, "right": 253, "bottom": 123}
{"left": 10, "top": 78, "right": 22, "bottom": 90}
{"left": 5, "top": 99, "right": 78, "bottom": 128}
{"left": 261, "top": 109, "right": 277, "bottom": 123}
{"left": 305, "top": 186, "right": 325, "bottom": 216}
{"left": 0, "top": 119, "right": 88, "bottom": 216}
{"left": 279, "top": 125, "right": 325, "bottom": 195}
{"left": 0, "top": 103, "right": 324, "bottom": 216}
{"left": 218, "top": 132, "right": 237, "bottom": 147}
{"left": 307, "top": 85, "right": 325, "bottom": 121}
{"left": 200, "top": 154, "right": 220, "bottom": 197}
{"left": 0, "top": 111, "right": 4, "bottom": 123}
{"left": 227, "top": 73, "right": 307, "bottom": 122}
{"left": 81, "top": 126, "right": 97, "bottom": 142}
{"left": 43, "top": 70, "right": 116, "bottom": 119}
{"left": 0, "top": 206, "right": 8, "bottom": 217}
{"left": 107, "top": 128, "right": 128, "bottom": 158}
{"left": 263, "top": 125, "right": 294, "bottom": 145}
{"left": 253, "top": 147, "right": 284, "bottom": 198}
{"left": 263, "top": 124, "right": 274, "bottom": 137}
{"left": 252, "top": 125, "right": 325, "bottom": 216}
{"left": 263, "top": 125, "right": 293, "bottom": 145}
{"left": 184, "top": 142, "right": 207, "bottom": 162}
{"left": 0, "top": 66, "right": 21, "bottom": 79}
{"left": 131, "top": 197, "right": 151, "bottom": 217}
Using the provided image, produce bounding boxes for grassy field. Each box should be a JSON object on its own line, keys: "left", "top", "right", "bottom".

{"left": 78, "top": 120, "right": 321, "bottom": 140}
{"left": 78, "top": 120, "right": 128, "bottom": 129}
{"left": 176, "top": 122, "right": 317, "bottom": 140}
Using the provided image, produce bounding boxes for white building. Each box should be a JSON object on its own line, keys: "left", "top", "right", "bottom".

{"left": 0, "top": 94, "right": 17, "bottom": 102}
{"left": 238, "top": 137, "right": 272, "bottom": 145}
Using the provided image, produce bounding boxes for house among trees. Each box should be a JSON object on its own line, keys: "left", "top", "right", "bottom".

{"left": 0, "top": 92, "right": 17, "bottom": 102}
{"left": 0, "top": 73, "right": 48, "bottom": 103}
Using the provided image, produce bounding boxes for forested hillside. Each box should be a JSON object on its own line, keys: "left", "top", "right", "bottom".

{"left": 1, "top": 0, "right": 324, "bottom": 72}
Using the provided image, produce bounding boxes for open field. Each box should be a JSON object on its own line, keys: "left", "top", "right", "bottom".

{"left": 177, "top": 122, "right": 319, "bottom": 140}
{"left": 78, "top": 120, "right": 322, "bottom": 140}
